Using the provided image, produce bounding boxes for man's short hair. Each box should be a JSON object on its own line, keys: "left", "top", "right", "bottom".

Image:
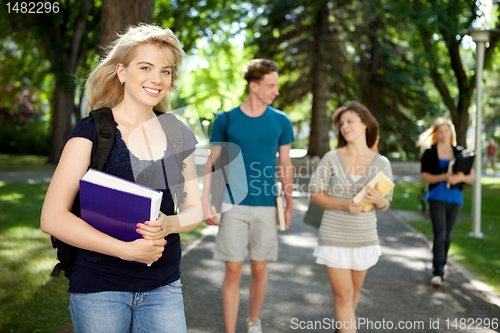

{"left": 243, "top": 59, "right": 278, "bottom": 84}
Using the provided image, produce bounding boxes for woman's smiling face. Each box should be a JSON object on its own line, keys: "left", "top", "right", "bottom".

{"left": 117, "top": 44, "right": 173, "bottom": 108}
{"left": 339, "top": 111, "right": 367, "bottom": 143}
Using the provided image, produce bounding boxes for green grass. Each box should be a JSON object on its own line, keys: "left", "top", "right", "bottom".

{"left": 0, "top": 154, "right": 55, "bottom": 171}
{"left": 0, "top": 181, "right": 205, "bottom": 332}
{"left": 179, "top": 223, "right": 204, "bottom": 249}
{"left": 0, "top": 182, "right": 72, "bottom": 332}
{"left": 391, "top": 177, "right": 500, "bottom": 295}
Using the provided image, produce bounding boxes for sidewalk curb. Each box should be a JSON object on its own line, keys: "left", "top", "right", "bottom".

{"left": 386, "top": 208, "right": 500, "bottom": 308}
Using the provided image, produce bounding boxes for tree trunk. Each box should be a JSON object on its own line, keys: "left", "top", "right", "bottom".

{"left": 100, "top": 0, "right": 154, "bottom": 56}
{"left": 307, "top": 1, "right": 330, "bottom": 158}
{"left": 44, "top": 0, "right": 92, "bottom": 164}
{"left": 49, "top": 83, "right": 76, "bottom": 164}
{"left": 451, "top": 106, "right": 469, "bottom": 148}
{"left": 47, "top": 0, "right": 154, "bottom": 164}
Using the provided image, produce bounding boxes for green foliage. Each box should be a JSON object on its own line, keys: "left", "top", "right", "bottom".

{"left": 391, "top": 178, "right": 500, "bottom": 295}
{"left": 153, "top": 0, "right": 254, "bottom": 122}
{"left": 179, "top": 43, "right": 253, "bottom": 120}
{"left": 483, "top": 56, "right": 500, "bottom": 143}
{"left": 0, "top": 36, "right": 53, "bottom": 126}
{"left": 348, "top": 0, "right": 443, "bottom": 159}
{"left": 250, "top": 1, "right": 344, "bottom": 111}
{"left": 0, "top": 118, "right": 51, "bottom": 155}
{"left": 1, "top": 0, "right": 100, "bottom": 104}
{"left": 399, "top": 0, "right": 500, "bottom": 147}
{"left": 2, "top": 0, "right": 101, "bottom": 162}
{"left": 153, "top": 0, "right": 250, "bottom": 55}
{"left": 2, "top": 0, "right": 500, "bottom": 160}
{"left": 249, "top": 0, "right": 442, "bottom": 159}
{"left": 0, "top": 36, "right": 51, "bottom": 90}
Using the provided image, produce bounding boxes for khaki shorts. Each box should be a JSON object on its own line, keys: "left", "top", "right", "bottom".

{"left": 213, "top": 203, "right": 278, "bottom": 262}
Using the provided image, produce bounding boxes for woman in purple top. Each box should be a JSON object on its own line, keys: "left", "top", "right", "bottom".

{"left": 41, "top": 24, "right": 202, "bottom": 332}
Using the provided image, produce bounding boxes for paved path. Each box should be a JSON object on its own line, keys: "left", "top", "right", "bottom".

{"left": 181, "top": 198, "right": 500, "bottom": 333}
{"left": 2, "top": 170, "right": 499, "bottom": 332}
{"left": 0, "top": 170, "right": 54, "bottom": 183}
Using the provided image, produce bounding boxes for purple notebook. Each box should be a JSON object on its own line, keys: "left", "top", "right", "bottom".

{"left": 79, "top": 169, "right": 162, "bottom": 242}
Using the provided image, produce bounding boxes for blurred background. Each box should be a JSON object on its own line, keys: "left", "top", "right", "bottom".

{"left": 1, "top": 0, "right": 499, "bottom": 164}
{"left": 1, "top": 2, "right": 500, "bottom": 332}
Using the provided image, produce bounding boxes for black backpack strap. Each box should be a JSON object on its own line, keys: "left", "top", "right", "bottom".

{"left": 50, "top": 263, "right": 64, "bottom": 278}
{"left": 221, "top": 112, "right": 234, "bottom": 204}
{"left": 222, "top": 111, "right": 230, "bottom": 142}
{"left": 50, "top": 108, "right": 116, "bottom": 280}
{"left": 156, "top": 112, "right": 186, "bottom": 206}
{"left": 89, "top": 108, "right": 116, "bottom": 170}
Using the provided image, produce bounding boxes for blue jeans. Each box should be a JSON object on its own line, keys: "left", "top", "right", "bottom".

{"left": 428, "top": 200, "right": 462, "bottom": 278}
{"left": 69, "top": 279, "right": 186, "bottom": 333}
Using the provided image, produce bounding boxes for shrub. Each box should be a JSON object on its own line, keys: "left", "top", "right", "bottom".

{"left": 0, "top": 118, "right": 51, "bottom": 155}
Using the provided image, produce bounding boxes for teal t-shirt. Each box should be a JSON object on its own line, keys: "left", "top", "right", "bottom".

{"left": 210, "top": 106, "right": 294, "bottom": 206}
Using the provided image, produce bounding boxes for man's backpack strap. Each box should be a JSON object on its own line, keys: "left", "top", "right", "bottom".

{"left": 89, "top": 108, "right": 116, "bottom": 170}
{"left": 222, "top": 111, "right": 230, "bottom": 143}
{"left": 156, "top": 111, "right": 186, "bottom": 206}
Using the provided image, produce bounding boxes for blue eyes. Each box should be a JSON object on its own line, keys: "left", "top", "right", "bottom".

{"left": 140, "top": 66, "right": 171, "bottom": 75}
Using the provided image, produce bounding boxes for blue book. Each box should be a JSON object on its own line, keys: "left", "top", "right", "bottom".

{"left": 79, "top": 169, "right": 162, "bottom": 242}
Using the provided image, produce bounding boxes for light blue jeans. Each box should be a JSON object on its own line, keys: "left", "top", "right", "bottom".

{"left": 69, "top": 279, "right": 186, "bottom": 333}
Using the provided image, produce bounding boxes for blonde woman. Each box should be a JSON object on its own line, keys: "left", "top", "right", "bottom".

{"left": 309, "top": 102, "right": 393, "bottom": 333}
{"left": 418, "top": 117, "right": 475, "bottom": 286}
{"left": 41, "top": 24, "right": 202, "bottom": 332}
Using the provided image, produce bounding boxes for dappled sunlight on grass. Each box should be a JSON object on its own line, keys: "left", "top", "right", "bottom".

{"left": 0, "top": 182, "right": 71, "bottom": 332}
{"left": 0, "top": 192, "right": 24, "bottom": 202}
{"left": 25, "top": 257, "right": 55, "bottom": 278}
{"left": 1, "top": 225, "right": 47, "bottom": 239}
{"left": 449, "top": 234, "right": 500, "bottom": 295}
{"left": 0, "top": 235, "right": 63, "bottom": 329}
{"left": 1, "top": 227, "right": 55, "bottom": 283}
{"left": 1, "top": 240, "right": 51, "bottom": 264}
{"left": 481, "top": 177, "right": 500, "bottom": 185}
{"left": 401, "top": 179, "right": 500, "bottom": 296}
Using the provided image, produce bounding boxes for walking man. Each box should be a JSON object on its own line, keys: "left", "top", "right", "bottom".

{"left": 202, "top": 59, "right": 294, "bottom": 333}
{"left": 486, "top": 139, "right": 497, "bottom": 173}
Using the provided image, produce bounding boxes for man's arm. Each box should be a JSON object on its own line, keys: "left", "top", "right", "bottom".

{"left": 202, "top": 145, "right": 222, "bottom": 225}
{"left": 278, "top": 144, "right": 293, "bottom": 228}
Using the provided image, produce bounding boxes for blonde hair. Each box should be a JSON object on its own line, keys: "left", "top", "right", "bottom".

{"left": 85, "top": 24, "right": 185, "bottom": 114}
{"left": 417, "top": 117, "right": 457, "bottom": 152}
